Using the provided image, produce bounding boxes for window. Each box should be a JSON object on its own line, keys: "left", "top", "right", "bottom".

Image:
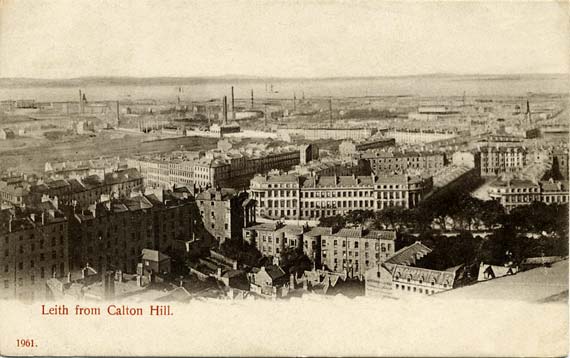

{"left": 18, "top": 262, "right": 23, "bottom": 270}
{"left": 3, "top": 280, "right": 8, "bottom": 289}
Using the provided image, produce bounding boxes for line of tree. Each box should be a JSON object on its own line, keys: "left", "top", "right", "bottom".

{"left": 319, "top": 195, "right": 568, "bottom": 239}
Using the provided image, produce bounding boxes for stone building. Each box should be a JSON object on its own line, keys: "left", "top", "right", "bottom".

{"left": 27, "top": 168, "right": 143, "bottom": 208}
{"left": 0, "top": 203, "right": 69, "bottom": 301}
{"left": 243, "top": 221, "right": 306, "bottom": 257}
{"left": 191, "top": 145, "right": 312, "bottom": 189}
{"left": 339, "top": 137, "right": 395, "bottom": 157}
{"left": 276, "top": 127, "right": 377, "bottom": 141}
{"left": 488, "top": 178, "right": 569, "bottom": 212}
{"left": 249, "top": 173, "right": 433, "bottom": 221}
{"left": 360, "top": 150, "right": 445, "bottom": 176}
{"left": 478, "top": 145, "right": 527, "bottom": 177}
{"left": 320, "top": 227, "right": 396, "bottom": 279}
{"left": 365, "top": 241, "right": 458, "bottom": 298}
{"left": 68, "top": 191, "right": 198, "bottom": 274}
{"left": 196, "top": 188, "right": 256, "bottom": 243}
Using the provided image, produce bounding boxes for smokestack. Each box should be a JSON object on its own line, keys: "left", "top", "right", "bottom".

{"left": 116, "top": 101, "right": 120, "bottom": 126}
{"left": 251, "top": 89, "right": 254, "bottom": 109}
{"left": 223, "top": 96, "right": 228, "bottom": 125}
{"left": 231, "top": 86, "right": 235, "bottom": 120}
{"left": 293, "top": 93, "right": 296, "bottom": 112}
{"left": 329, "top": 97, "right": 333, "bottom": 127}
{"left": 79, "top": 89, "right": 83, "bottom": 114}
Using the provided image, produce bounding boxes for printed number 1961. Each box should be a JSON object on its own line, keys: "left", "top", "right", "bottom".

{"left": 16, "top": 339, "right": 37, "bottom": 348}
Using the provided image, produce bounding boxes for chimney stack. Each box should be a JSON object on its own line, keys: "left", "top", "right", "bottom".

{"left": 231, "top": 86, "right": 236, "bottom": 120}
{"left": 251, "top": 89, "right": 254, "bottom": 109}
{"left": 79, "top": 89, "right": 83, "bottom": 113}
{"left": 223, "top": 96, "right": 228, "bottom": 125}
{"left": 293, "top": 93, "right": 296, "bottom": 112}
{"left": 116, "top": 101, "right": 120, "bottom": 126}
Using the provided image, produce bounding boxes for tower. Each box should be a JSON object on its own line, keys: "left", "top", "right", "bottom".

{"left": 251, "top": 89, "right": 254, "bottom": 109}
{"left": 526, "top": 99, "right": 531, "bottom": 125}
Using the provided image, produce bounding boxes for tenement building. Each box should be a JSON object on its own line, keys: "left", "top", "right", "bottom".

{"left": 243, "top": 221, "right": 308, "bottom": 258}
{"left": 195, "top": 188, "right": 256, "bottom": 243}
{"left": 478, "top": 145, "right": 527, "bottom": 177}
{"left": 69, "top": 191, "right": 198, "bottom": 273}
{"left": 360, "top": 150, "right": 446, "bottom": 176}
{"left": 27, "top": 168, "right": 143, "bottom": 208}
{"left": 276, "top": 127, "right": 378, "bottom": 141}
{"left": 0, "top": 203, "right": 69, "bottom": 301}
{"left": 320, "top": 227, "right": 396, "bottom": 278}
{"left": 488, "top": 178, "right": 569, "bottom": 212}
{"left": 191, "top": 144, "right": 315, "bottom": 189}
{"left": 338, "top": 137, "right": 395, "bottom": 157}
{"left": 249, "top": 173, "right": 433, "bottom": 220}
{"left": 127, "top": 151, "right": 199, "bottom": 189}
{"left": 242, "top": 222, "right": 331, "bottom": 266}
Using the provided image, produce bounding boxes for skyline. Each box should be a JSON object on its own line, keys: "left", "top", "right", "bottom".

{"left": 1, "top": 1, "right": 569, "bottom": 79}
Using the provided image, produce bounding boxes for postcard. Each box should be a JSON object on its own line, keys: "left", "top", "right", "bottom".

{"left": 0, "top": 0, "right": 568, "bottom": 356}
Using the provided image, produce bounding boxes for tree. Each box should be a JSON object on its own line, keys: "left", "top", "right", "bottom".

{"left": 478, "top": 200, "right": 505, "bottom": 229}
{"left": 279, "top": 248, "right": 312, "bottom": 276}
{"left": 318, "top": 215, "right": 346, "bottom": 231}
{"left": 219, "top": 238, "right": 262, "bottom": 268}
{"left": 345, "top": 210, "right": 374, "bottom": 226}
{"left": 374, "top": 206, "right": 406, "bottom": 229}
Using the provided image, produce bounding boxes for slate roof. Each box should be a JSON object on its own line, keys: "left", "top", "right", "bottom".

{"left": 141, "top": 249, "right": 171, "bottom": 262}
{"left": 390, "top": 264, "right": 456, "bottom": 286}
{"left": 385, "top": 241, "right": 432, "bottom": 266}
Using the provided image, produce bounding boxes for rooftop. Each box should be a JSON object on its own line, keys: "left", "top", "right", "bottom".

{"left": 331, "top": 227, "right": 396, "bottom": 241}
{"left": 436, "top": 259, "right": 568, "bottom": 302}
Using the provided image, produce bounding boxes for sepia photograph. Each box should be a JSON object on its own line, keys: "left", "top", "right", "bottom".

{"left": 0, "top": 0, "right": 568, "bottom": 356}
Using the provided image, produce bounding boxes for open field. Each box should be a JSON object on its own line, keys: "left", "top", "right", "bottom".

{"left": 0, "top": 130, "right": 218, "bottom": 173}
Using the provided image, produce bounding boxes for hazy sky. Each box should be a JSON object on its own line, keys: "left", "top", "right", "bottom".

{"left": 0, "top": 0, "right": 568, "bottom": 78}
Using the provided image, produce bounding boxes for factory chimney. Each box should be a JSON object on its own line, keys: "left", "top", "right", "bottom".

{"left": 251, "top": 89, "right": 254, "bottom": 109}
{"left": 231, "top": 86, "right": 236, "bottom": 120}
{"left": 223, "top": 96, "right": 228, "bottom": 125}
{"left": 116, "top": 101, "right": 120, "bottom": 126}
{"left": 329, "top": 97, "right": 333, "bottom": 127}
{"left": 78, "top": 89, "right": 83, "bottom": 114}
{"left": 293, "top": 93, "right": 296, "bottom": 112}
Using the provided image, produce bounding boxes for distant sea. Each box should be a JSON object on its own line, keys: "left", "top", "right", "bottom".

{"left": 0, "top": 75, "right": 568, "bottom": 102}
